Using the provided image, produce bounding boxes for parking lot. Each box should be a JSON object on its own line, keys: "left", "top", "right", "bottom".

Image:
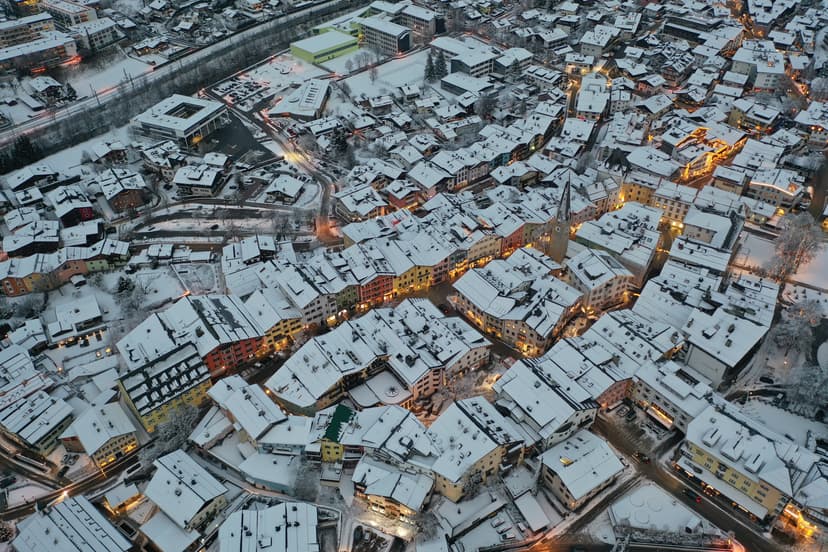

{"left": 602, "top": 403, "right": 672, "bottom": 455}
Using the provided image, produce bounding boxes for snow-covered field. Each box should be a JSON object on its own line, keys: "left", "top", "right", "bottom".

{"left": 6, "top": 482, "right": 52, "bottom": 506}
{"left": 733, "top": 232, "right": 775, "bottom": 272}
{"left": 740, "top": 398, "right": 828, "bottom": 446}
{"left": 342, "top": 50, "right": 430, "bottom": 98}
{"left": 734, "top": 231, "right": 828, "bottom": 291}
{"left": 60, "top": 53, "right": 156, "bottom": 96}
{"left": 173, "top": 263, "right": 220, "bottom": 295}
{"left": 792, "top": 248, "right": 828, "bottom": 291}
{"left": 133, "top": 268, "right": 187, "bottom": 308}
{"left": 32, "top": 124, "right": 134, "bottom": 177}
{"left": 318, "top": 48, "right": 367, "bottom": 75}
{"left": 141, "top": 216, "right": 278, "bottom": 234}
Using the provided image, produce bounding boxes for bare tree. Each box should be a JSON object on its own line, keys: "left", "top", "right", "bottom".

{"left": 474, "top": 94, "right": 498, "bottom": 119}
{"left": 575, "top": 151, "right": 595, "bottom": 175}
{"left": 230, "top": 188, "right": 245, "bottom": 207}
{"left": 412, "top": 511, "right": 440, "bottom": 539}
{"left": 766, "top": 213, "right": 824, "bottom": 281}
{"left": 139, "top": 404, "right": 201, "bottom": 465}
{"left": 116, "top": 275, "right": 150, "bottom": 324}
{"left": 786, "top": 362, "right": 828, "bottom": 416}
{"left": 14, "top": 293, "right": 47, "bottom": 319}
{"left": 292, "top": 457, "right": 320, "bottom": 501}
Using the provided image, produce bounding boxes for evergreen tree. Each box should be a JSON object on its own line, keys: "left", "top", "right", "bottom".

{"left": 11, "top": 136, "right": 41, "bottom": 166}
{"left": 424, "top": 51, "right": 436, "bottom": 82}
{"left": 330, "top": 128, "right": 349, "bottom": 156}
{"left": 0, "top": 150, "right": 10, "bottom": 174}
{"left": 434, "top": 51, "right": 448, "bottom": 78}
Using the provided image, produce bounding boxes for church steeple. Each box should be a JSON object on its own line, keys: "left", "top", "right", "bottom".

{"left": 557, "top": 173, "right": 572, "bottom": 224}
{"left": 547, "top": 173, "right": 572, "bottom": 263}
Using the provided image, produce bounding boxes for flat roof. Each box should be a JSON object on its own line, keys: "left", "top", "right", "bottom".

{"left": 133, "top": 94, "right": 226, "bottom": 134}
{"left": 291, "top": 30, "right": 356, "bottom": 55}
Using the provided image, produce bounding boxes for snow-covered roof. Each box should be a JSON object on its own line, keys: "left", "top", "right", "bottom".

{"left": 453, "top": 247, "right": 580, "bottom": 340}
{"left": 514, "top": 493, "right": 551, "bottom": 532}
{"left": 134, "top": 94, "right": 226, "bottom": 134}
{"left": 145, "top": 450, "right": 227, "bottom": 529}
{"left": 567, "top": 247, "right": 633, "bottom": 292}
{"left": 635, "top": 360, "right": 711, "bottom": 419}
{"left": 223, "top": 383, "right": 286, "bottom": 441}
{"left": 291, "top": 30, "right": 356, "bottom": 54}
{"left": 0, "top": 31, "right": 75, "bottom": 64}
{"left": 268, "top": 79, "right": 330, "bottom": 119}
{"left": 0, "top": 389, "right": 72, "bottom": 447}
{"left": 267, "top": 298, "right": 488, "bottom": 409}
{"left": 687, "top": 403, "right": 819, "bottom": 503}
{"left": 353, "top": 456, "right": 433, "bottom": 512}
{"left": 540, "top": 429, "right": 624, "bottom": 501}
{"left": 219, "top": 502, "right": 319, "bottom": 552}
{"left": 668, "top": 236, "right": 732, "bottom": 275}
{"left": 575, "top": 202, "right": 662, "bottom": 275}
{"left": 118, "top": 295, "right": 264, "bottom": 371}
{"left": 427, "top": 402, "right": 500, "bottom": 485}
{"left": 493, "top": 357, "right": 597, "bottom": 446}
{"left": 13, "top": 496, "right": 131, "bottom": 552}
{"left": 97, "top": 168, "right": 146, "bottom": 200}
{"left": 682, "top": 308, "right": 767, "bottom": 370}
{"left": 141, "top": 511, "right": 200, "bottom": 552}
{"left": 68, "top": 402, "right": 135, "bottom": 456}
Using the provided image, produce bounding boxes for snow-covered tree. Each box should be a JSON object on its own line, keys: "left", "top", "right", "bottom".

{"left": 0, "top": 298, "right": 13, "bottom": 320}
{"left": 424, "top": 51, "right": 436, "bottom": 82}
{"left": 772, "top": 299, "right": 822, "bottom": 361}
{"left": 766, "top": 213, "right": 824, "bottom": 281}
{"left": 292, "top": 457, "right": 320, "bottom": 501}
{"left": 116, "top": 275, "right": 148, "bottom": 323}
{"left": 434, "top": 51, "right": 447, "bottom": 79}
{"left": 812, "top": 77, "right": 828, "bottom": 101}
{"left": 412, "top": 511, "right": 440, "bottom": 539}
{"left": 329, "top": 128, "right": 349, "bottom": 155}
{"left": 772, "top": 314, "right": 814, "bottom": 358}
{"left": 14, "top": 293, "right": 46, "bottom": 319}
{"left": 139, "top": 404, "right": 200, "bottom": 467}
{"left": 787, "top": 362, "right": 828, "bottom": 415}
{"left": 474, "top": 94, "right": 498, "bottom": 118}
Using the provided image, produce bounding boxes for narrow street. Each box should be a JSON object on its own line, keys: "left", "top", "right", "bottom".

{"left": 204, "top": 86, "right": 342, "bottom": 246}
{"left": 592, "top": 415, "right": 783, "bottom": 552}
{"left": 0, "top": 451, "right": 138, "bottom": 521}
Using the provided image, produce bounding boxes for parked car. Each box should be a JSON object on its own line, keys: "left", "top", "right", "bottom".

{"left": 633, "top": 451, "right": 651, "bottom": 464}
{"left": 759, "top": 376, "right": 774, "bottom": 384}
